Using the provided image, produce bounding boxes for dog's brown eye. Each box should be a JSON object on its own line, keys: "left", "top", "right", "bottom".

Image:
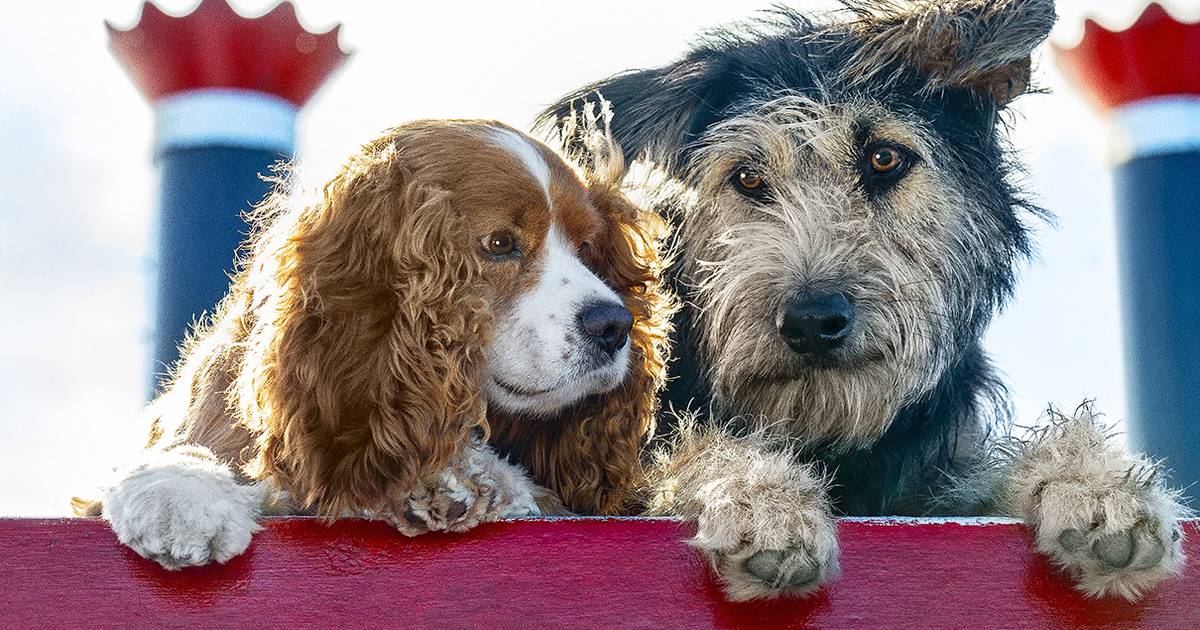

{"left": 870, "top": 146, "right": 903, "bottom": 173}
{"left": 859, "top": 141, "right": 916, "bottom": 198}
{"left": 731, "top": 167, "right": 768, "bottom": 199}
{"left": 481, "top": 231, "right": 517, "bottom": 257}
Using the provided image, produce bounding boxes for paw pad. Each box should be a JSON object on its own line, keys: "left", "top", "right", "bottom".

{"left": 743, "top": 548, "right": 821, "bottom": 589}
{"left": 1057, "top": 525, "right": 1171, "bottom": 573}
{"left": 1093, "top": 531, "right": 1136, "bottom": 569}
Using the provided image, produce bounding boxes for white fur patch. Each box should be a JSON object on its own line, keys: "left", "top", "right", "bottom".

{"left": 102, "top": 449, "right": 264, "bottom": 569}
{"left": 485, "top": 227, "right": 629, "bottom": 415}
{"left": 490, "top": 127, "right": 552, "bottom": 202}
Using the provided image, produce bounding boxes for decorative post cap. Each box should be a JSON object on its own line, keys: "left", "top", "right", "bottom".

{"left": 1054, "top": 3, "right": 1200, "bottom": 162}
{"left": 107, "top": 0, "right": 349, "bottom": 107}
{"left": 107, "top": 0, "right": 350, "bottom": 155}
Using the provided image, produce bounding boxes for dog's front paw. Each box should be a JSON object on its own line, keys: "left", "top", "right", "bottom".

{"left": 691, "top": 459, "right": 839, "bottom": 601}
{"left": 1007, "top": 404, "right": 1189, "bottom": 600}
{"left": 102, "top": 450, "right": 263, "bottom": 569}
{"left": 1034, "top": 475, "right": 1186, "bottom": 600}
{"left": 384, "top": 446, "right": 542, "bottom": 536}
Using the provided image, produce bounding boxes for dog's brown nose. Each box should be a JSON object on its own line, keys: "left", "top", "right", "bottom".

{"left": 778, "top": 292, "right": 853, "bottom": 355}
{"left": 578, "top": 301, "right": 633, "bottom": 356}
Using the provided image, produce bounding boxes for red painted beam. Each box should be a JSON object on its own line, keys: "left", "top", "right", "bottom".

{"left": 0, "top": 518, "right": 1196, "bottom": 629}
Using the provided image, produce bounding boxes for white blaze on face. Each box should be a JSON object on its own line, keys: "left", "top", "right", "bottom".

{"left": 485, "top": 225, "right": 631, "bottom": 416}
{"left": 482, "top": 128, "right": 631, "bottom": 415}
{"left": 489, "top": 127, "right": 552, "bottom": 202}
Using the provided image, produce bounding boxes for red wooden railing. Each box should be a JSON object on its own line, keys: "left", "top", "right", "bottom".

{"left": 1, "top": 517, "right": 1196, "bottom": 628}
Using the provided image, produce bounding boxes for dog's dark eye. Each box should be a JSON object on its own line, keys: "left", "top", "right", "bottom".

{"left": 731, "top": 166, "right": 769, "bottom": 200}
{"left": 481, "top": 231, "right": 518, "bottom": 257}
{"left": 863, "top": 141, "right": 914, "bottom": 178}
{"left": 859, "top": 141, "right": 917, "bottom": 197}
{"left": 870, "top": 146, "right": 902, "bottom": 173}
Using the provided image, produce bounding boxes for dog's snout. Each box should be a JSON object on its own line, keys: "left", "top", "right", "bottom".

{"left": 778, "top": 292, "right": 853, "bottom": 355}
{"left": 577, "top": 301, "right": 634, "bottom": 356}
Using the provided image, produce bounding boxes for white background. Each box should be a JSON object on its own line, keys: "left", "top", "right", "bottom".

{"left": 2, "top": 0, "right": 1194, "bottom": 515}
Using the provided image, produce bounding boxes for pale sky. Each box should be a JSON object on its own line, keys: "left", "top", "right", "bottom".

{"left": 2, "top": 0, "right": 1194, "bottom": 515}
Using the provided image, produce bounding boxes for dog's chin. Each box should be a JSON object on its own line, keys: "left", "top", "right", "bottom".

{"left": 754, "top": 344, "right": 886, "bottom": 382}
{"left": 485, "top": 348, "right": 630, "bottom": 418}
{"left": 717, "top": 345, "right": 918, "bottom": 448}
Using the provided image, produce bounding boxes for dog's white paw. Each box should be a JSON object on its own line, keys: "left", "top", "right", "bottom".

{"left": 1004, "top": 404, "right": 1189, "bottom": 600}
{"left": 691, "top": 459, "right": 839, "bottom": 601}
{"left": 102, "top": 450, "right": 264, "bottom": 569}
{"left": 1033, "top": 474, "right": 1186, "bottom": 600}
{"left": 384, "top": 445, "right": 542, "bottom": 536}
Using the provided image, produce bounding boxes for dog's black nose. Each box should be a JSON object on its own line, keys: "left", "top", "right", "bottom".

{"left": 578, "top": 301, "right": 634, "bottom": 356}
{"left": 778, "top": 292, "right": 853, "bottom": 355}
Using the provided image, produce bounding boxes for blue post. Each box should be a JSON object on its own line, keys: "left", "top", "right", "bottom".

{"left": 1055, "top": 3, "right": 1200, "bottom": 497}
{"left": 152, "top": 144, "right": 287, "bottom": 381}
{"left": 144, "top": 88, "right": 301, "bottom": 387}
{"left": 1113, "top": 150, "right": 1200, "bottom": 492}
{"left": 106, "top": 0, "right": 348, "bottom": 392}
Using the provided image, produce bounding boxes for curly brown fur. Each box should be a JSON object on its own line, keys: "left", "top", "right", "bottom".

{"left": 76, "top": 120, "right": 672, "bottom": 567}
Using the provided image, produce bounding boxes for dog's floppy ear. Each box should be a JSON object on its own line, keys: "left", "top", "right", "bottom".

{"left": 538, "top": 57, "right": 743, "bottom": 173}
{"left": 838, "top": 0, "right": 1056, "bottom": 105}
{"left": 239, "top": 132, "right": 491, "bottom": 517}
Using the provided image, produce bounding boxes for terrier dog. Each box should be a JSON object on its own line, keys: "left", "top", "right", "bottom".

{"left": 543, "top": 0, "right": 1188, "bottom": 602}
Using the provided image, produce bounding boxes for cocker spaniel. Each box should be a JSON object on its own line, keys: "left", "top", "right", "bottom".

{"left": 75, "top": 119, "right": 671, "bottom": 569}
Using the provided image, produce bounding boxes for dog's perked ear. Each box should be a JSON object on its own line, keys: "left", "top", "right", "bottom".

{"left": 238, "top": 133, "right": 492, "bottom": 517}
{"left": 837, "top": 0, "right": 1057, "bottom": 105}
{"left": 537, "top": 58, "right": 746, "bottom": 171}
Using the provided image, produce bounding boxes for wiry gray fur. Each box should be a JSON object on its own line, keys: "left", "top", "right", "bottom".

{"left": 542, "top": 0, "right": 1188, "bottom": 603}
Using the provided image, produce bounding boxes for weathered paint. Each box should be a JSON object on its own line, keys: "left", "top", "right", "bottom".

{"left": 0, "top": 518, "right": 1196, "bottom": 629}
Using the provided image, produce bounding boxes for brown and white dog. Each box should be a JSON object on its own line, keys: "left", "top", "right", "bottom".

{"left": 75, "top": 119, "right": 671, "bottom": 569}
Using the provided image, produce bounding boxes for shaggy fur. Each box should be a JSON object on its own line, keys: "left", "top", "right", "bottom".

{"left": 992, "top": 403, "right": 1189, "bottom": 600}
{"left": 645, "top": 416, "right": 839, "bottom": 600}
{"left": 75, "top": 119, "right": 672, "bottom": 568}
{"left": 542, "top": 0, "right": 1187, "bottom": 602}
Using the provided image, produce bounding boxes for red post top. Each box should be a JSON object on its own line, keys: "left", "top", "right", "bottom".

{"left": 1054, "top": 3, "right": 1200, "bottom": 111}
{"left": 106, "top": 0, "right": 349, "bottom": 106}
{"left": 0, "top": 518, "right": 1197, "bottom": 629}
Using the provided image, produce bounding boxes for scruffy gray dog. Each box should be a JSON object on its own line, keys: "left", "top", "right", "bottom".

{"left": 543, "top": 0, "right": 1188, "bottom": 602}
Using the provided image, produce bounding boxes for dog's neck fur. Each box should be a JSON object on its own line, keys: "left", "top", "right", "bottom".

{"left": 663, "top": 266, "right": 1009, "bottom": 517}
